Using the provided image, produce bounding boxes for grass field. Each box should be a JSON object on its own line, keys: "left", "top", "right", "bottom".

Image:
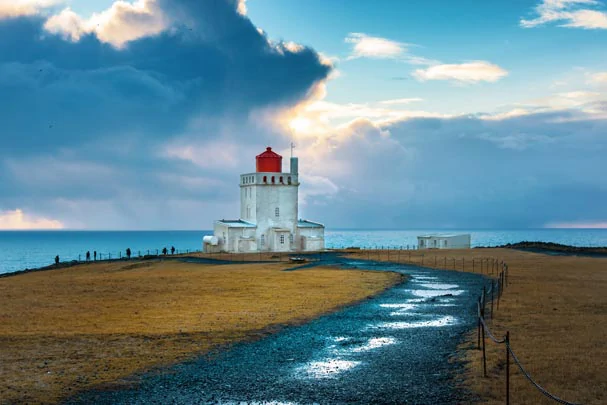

{"left": 347, "top": 248, "right": 607, "bottom": 405}
{"left": 0, "top": 259, "right": 402, "bottom": 404}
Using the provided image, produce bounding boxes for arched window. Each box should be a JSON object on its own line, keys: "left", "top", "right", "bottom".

{"left": 263, "top": 176, "right": 267, "bottom": 183}
{"left": 271, "top": 176, "right": 275, "bottom": 183}
{"left": 288, "top": 177, "right": 291, "bottom": 185}
{"left": 275, "top": 207, "right": 279, "bottom": 217}
{"left": 280, "top": 234, "right": 285, "bottom": 244}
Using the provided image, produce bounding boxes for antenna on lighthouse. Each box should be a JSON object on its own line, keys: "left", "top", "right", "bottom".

{"left": 290, "top": 141, "right": 295, "bottom": 158}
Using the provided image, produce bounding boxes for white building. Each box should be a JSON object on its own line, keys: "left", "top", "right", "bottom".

{"left": 417, "top": 234, "right": 471, "bottom": 250}
{"left": 203, "top": 147, "right": 325, "bottom": 253}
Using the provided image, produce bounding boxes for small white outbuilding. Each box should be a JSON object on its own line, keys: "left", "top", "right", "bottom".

{"left": 417, "top": 234, "right": 471, "bottom": 250}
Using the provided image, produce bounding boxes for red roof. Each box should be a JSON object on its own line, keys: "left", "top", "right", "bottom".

{"left": 256, "top": 146, "right": 282, "bottom": 159}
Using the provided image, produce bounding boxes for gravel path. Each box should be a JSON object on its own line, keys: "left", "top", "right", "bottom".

{"left": 67, "top": 255, "right": 488, "bottom": 405}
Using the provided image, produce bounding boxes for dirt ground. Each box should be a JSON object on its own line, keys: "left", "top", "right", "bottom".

{"left": 347, "top": 248, "right": 607, "bottom": 405}
{"left": 0, "top": 259, "right": 401, "bottom": 405}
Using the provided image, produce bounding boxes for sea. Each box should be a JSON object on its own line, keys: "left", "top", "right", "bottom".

{"left": 1, "top": 229, "right": 606, "bottom": 275}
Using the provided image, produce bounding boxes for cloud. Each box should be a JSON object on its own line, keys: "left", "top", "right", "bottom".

{"left": 345, "top": 33, "right": 406, "bottom": 59}
{"left": 589, "top": 71, "right": 607, "bottom": 84}
{"left": 0, "top": 209, "right": 64, "bottom": 229}
{"left": 379, "top": 98, "right": 423, "bottom": 105}
{"left": 0, "top": 0, "right": 62, "bottom": 18}
{"left": 44, "top": 0, "right": 170, "bottom": 48}
{"left": 0, "top": 0, "right": 331, "bottom": 229}
{"left": 413, "top": 61, "right": 508, "bottom": 83}
{"left": 521, "top": 0, "right": 607, "bottom": 29}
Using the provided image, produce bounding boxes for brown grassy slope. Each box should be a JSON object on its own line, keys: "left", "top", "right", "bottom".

{"left": 347, "top": 248, "right": 607, "bottom": 405}
{"left": 0, "top": 260, "right": 402, "bottom": 405}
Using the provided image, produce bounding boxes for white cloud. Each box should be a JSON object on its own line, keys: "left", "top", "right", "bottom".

{"left": 345, "top": 33, "right": 406, "bottom": 59}
{"left": 0, "top": 0, "right": 62, "bottom": 18}
{"left": 0, "top": 209, "right": 64, "bottom": 229}
{"left": 379, "top": 98, "right": 423, "bottom": 105}
{"left": 413, "top": 61, "right": 508, "bottom": 83}
{"left": 589, "top": 71, "right": 607, "bottom": 84}
{"left": 521, "top": 0, "right": 607, "bottom": 29}
{"left": 44, "top": 0, "right": 169, "bottom": 48}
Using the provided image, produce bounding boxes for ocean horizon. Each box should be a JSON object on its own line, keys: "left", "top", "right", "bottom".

{"left": 2, "top": 228, "right": 607, "bottom": 275}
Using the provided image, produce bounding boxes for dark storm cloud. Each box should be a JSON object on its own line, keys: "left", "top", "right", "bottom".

{"left": 300, "top": 110, "right": 607, "bottom": 229}
{"left": 0, "top": 1, "right": 330, "bottom": 154}
{"left": 0, "top": 0, "right": 331, "bottom": 228}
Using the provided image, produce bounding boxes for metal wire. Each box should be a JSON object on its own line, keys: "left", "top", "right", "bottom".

{"left": 479, "top": 315, "right": 506, "bottom": 344}
{"left": 506, "top": 342, "right": 582, "bottom": 405}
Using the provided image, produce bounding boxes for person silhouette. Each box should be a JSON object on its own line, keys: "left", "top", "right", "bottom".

{"left": 86, "top": 251, "right": 91, "bottom": 262}
{"left": 126, "top": 248, "right": 131, "bottom": 259}
{"left": 162, "top": 247, "right": 168, "bottom": 255}
{"left": 171, "top": 246, "right": 175, "bottom": 255}
{"left": 94, "top": 251, "right": 97, "bottom": 261}
{"left": 55, "top": 255, "right": 59, "bottom": 266}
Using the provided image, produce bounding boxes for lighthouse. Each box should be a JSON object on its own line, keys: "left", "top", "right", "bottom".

{"left": 203, "top": 147, "right": 325, "bottom": 252}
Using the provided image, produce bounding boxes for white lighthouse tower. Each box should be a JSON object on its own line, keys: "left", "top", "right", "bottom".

{"left": 204, "top": 146, "right": 325, "bottom": 253}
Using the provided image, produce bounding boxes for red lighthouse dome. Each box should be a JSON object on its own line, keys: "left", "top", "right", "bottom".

{"left": 256, "top": 147, "right": 282, "bottom": 172}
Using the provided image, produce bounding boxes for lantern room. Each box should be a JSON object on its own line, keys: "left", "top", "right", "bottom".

{"left": 256, "top": 147, "right": 282, "bottom": 173}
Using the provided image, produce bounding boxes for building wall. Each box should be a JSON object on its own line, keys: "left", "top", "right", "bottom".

{"left": 418, "top": 234, "right": 471, "bottom": 250}
{"left": 299, "top": 227, "right": 325, "bottom": 251}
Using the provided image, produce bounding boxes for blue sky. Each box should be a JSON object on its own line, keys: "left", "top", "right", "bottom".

{"left": 0, "top": 0, "right": 605, "bottom": 229}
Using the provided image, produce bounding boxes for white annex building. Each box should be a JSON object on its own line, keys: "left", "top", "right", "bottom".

{"left": 203, "top": 147, "right": 325, "bottom": 253}
{"left": 417, "top": 234, "right": 471, "bottom": 250}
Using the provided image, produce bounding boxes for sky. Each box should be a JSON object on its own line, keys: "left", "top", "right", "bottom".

{"left": 0, "top": 0, "right": 605, "bottom": 230}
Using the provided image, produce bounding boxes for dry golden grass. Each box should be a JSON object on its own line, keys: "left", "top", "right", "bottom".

{"left": 347, "top": 248, "right": 607, "bottom": 404}
{"left": 0, "top": 259, "right": 401, "bottom": 404}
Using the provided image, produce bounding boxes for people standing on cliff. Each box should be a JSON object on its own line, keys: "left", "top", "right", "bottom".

{"left": 171, "top": 246, "right": 175, "bottom": 255}
{"left": 54, "top": 255, "right": 59, "bottom": 266}
{"left": 126, "top": 248, "right": 131, "bottom": 259}
{"left": 162, "top": 247, "right": 168, "bottom": 255}
{"left": 86, "top": 251, "right": 91, "bottom": 261}
{"left": 94, "top": 251, "right": 97, "bottom": 261}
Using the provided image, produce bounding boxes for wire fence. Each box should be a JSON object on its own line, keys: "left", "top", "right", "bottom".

{"left": 476, "top": 262, "right": 582, "bottom": 405}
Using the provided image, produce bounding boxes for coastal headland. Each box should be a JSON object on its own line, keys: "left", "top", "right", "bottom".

{"left": 0, "top": 260, "right": 402, "bottom": 404}
{"left": 345, "top": 247, "right": 607, "bottom": 405}
{"left": 1, "top": 247, "right": 605, "bottom": 405}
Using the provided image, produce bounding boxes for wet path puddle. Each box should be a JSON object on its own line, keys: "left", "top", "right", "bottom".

{"left": 68, "top": 257, "right": 489, "bottom": 405}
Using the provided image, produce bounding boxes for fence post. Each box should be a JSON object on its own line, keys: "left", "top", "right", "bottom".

{"left": 462, "top": 258, "right": 465, "bottom": 271}
{"left": 472, "top": 259, "right": 475, "bottom": 272}
{"left": 481, "top": 299, "right": 487, "bottom": 377}
{"left": 506, "top": 331, "right": 510, "bottom": 405}
{"left": 491, "top": 280, "right": 495, "bottom": 320}
{"left": 477, "top": 299, "right": 481, "bottom": 350}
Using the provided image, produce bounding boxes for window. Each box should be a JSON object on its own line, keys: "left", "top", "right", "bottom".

{"left": 289, "top": 234, "right": 293, "bottom": 244}
{"left": 275, "top": 207, "right": 279, "bottom": 217}
{"left": 280, "top": 234, "right": 285, "bottom": 244}
{"left": 280, "top": 176, "right": 283, "bottom": 183}
{"left": 444, "top": 240, "right": 448, "bottom": 247}
{"left": 288, "top": 176, "right": 291, "bottom": 185}
{"left": 271, "top": 176, "right": 275, "bottom": 183}
{"left": 261, "top": 234, "right": 265, "bottom": 246}
{"left": 263, "top": 176, "right": 267, "bottom": 183}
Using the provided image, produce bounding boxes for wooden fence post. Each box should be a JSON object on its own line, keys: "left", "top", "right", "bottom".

{"left": 506, "top": 331, "right": 510, "bottom": 405}
{"left": 477, "top": 299, "right": 481, "bottom": 350}
{"left": 481, "top": 301, "right": 487, "bottom": 377}
{"left": 491, "top": 280, "right": 495, "bottom": 320}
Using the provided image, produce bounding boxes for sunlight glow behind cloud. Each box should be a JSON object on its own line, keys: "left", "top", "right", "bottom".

{"left": 0, "top": 209, "right": 64, "bottom": 230}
